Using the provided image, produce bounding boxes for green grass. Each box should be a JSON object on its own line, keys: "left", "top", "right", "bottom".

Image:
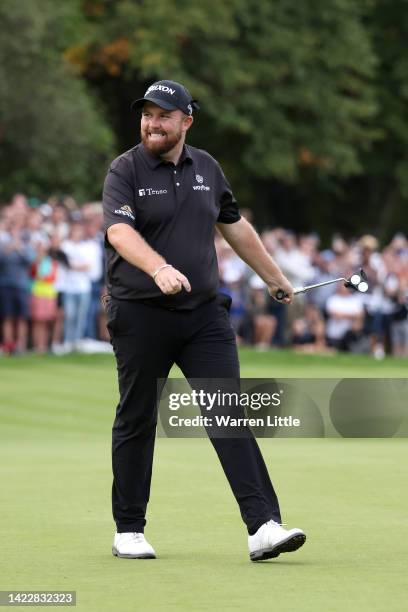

{"left": 0, "top": 351, "right": 407, "bottom": 611}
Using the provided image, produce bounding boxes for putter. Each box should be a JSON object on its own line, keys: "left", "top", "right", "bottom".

{"left": 275, "top": 269, "right": 369, "bottom": 301}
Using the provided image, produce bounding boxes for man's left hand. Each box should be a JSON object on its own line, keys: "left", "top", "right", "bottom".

{"left": 268, "top": 276, "right": 294, "bottom": 304}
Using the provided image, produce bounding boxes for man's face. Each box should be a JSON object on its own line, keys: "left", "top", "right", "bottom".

{"left": 140, "top": 102, "right": 192, "bottom": 156}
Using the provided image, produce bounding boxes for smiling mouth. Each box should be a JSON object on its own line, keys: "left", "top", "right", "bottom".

{"left": 148, "top": 132, "right": 166, "bottom": 141}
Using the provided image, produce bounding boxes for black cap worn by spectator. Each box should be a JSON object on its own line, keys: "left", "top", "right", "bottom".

{"left": 131, "top": 80, "right": 200, "bottom": 116}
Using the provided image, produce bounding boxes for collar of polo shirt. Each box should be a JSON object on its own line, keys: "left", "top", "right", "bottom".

{"left": 140, "top": 143, "right": 194, "bottom": 169}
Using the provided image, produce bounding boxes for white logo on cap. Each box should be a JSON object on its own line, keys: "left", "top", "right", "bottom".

{"left": 196, "top": 174, "right": 203, "bottom": 184}
{"left": 187, "top": 103, "right": 192, "bottom": 115}
{"left": 146, "top": 84, "right": 175, "bottom": 96}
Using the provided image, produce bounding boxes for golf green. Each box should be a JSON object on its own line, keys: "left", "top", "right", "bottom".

{"left": 0, "top": 351, "right": 407, "bottom": 611}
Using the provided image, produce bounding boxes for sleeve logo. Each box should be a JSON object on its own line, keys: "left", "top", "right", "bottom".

{"left": 113, "top": 204, "right": 135, "bottom": 221}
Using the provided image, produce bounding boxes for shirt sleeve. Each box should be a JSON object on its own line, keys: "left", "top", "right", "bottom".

{"left": 215, "top": 165, "right": 241, "bottom": 224}
{"left": 103, "top": 157, "right": 136, "bottom": 231}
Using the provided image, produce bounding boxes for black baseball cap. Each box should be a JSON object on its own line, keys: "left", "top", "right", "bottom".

{"left": 131, "top": 80, "right": 199, "bottom": 116}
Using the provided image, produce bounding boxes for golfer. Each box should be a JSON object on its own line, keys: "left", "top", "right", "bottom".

{"left": 102, "top": 79, "right": 306, "bottom": 561}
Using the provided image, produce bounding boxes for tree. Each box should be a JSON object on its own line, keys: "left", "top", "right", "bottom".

{"left": 0, "top": 0, "right": 115, "bottom": 202}
{"left": 357, "top": 0, "right": 408, "bottom": 239}
{"left": 66, "top": 0, "right": 382, "bottom": 237}
{"left": 3, "top": 0, "right": 406, "bottom": 240}
{"left": 70, "top": 0, "right": 377, "bottom": 175}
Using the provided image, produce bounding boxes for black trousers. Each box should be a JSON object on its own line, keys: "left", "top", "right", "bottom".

{"left": 107, "top": 294, "right": 281, "bottom": 535}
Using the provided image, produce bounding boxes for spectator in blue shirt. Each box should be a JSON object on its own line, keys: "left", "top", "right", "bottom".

{"left": 0, "top": 226, "right": 35, "bottom": 354}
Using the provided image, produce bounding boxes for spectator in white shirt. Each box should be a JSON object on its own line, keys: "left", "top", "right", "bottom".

{"left": 61, "top": 223, "right": 93, "bottom": 350}
{"left": 83, "top": 220, "right": 104, "bottom": 339}
{"left": 326, "top": 283, "right": 365, "bottom": 350}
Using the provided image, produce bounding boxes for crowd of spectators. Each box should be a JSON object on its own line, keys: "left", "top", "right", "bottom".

{"left": 217, "top": 209, "right": 408, "bottom": 358}
{"left": 0, "top": 194, "right": 110, "bottom": 356}
{"left": 0, "top": 195, "right": 407, "bottom": 358}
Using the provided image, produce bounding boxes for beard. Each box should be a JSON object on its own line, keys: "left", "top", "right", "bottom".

{"left": 141, "top": 127, "right": 183, "bottom": 157}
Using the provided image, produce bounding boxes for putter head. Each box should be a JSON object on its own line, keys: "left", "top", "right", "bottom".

{"left": 344, "top": 269, "right": 369, "bottom": 293}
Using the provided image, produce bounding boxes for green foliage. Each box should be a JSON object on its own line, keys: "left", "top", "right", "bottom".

{"left": 1, "top": 0, "right": 407, "bottom": 238}
{"left": 76, "top": 0, "right": 379, "bottom": 184}
{"left": 366, "top": 0, "right": 408, "bottom": 196}
{"left": 71, "top": 0, "right": 408, "bottom": 238}
{"left": 337, "top": 0, "right": 408, "bottom": 240}
{"left": 0, "top": 0, "right": 115, "bottom": 201}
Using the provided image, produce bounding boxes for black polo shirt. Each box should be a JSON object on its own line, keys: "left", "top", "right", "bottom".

{"left": 103, "top": 142, "right": 241, "bottom": 309}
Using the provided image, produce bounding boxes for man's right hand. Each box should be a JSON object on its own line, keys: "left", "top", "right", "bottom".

{"left": 154, "top": 266, "right": 191, "bottom": 295}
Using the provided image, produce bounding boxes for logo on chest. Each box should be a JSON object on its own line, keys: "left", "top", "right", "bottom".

{"left": 138, "top": 188, "right": 168, "bottom": 197}
{"left": 193, "top": 174, "right": 210, "bottom": 191}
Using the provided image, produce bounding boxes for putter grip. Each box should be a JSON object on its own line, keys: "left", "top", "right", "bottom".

{"left": 275, "top": 289, "right": 287, "bottom": 300}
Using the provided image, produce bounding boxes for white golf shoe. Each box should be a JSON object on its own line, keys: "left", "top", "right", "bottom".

{"left": 248, "top": 520, "right": 306, "bottom": 561}
{"left": 112, "top": 532, "right": 156, "bottom": 559}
